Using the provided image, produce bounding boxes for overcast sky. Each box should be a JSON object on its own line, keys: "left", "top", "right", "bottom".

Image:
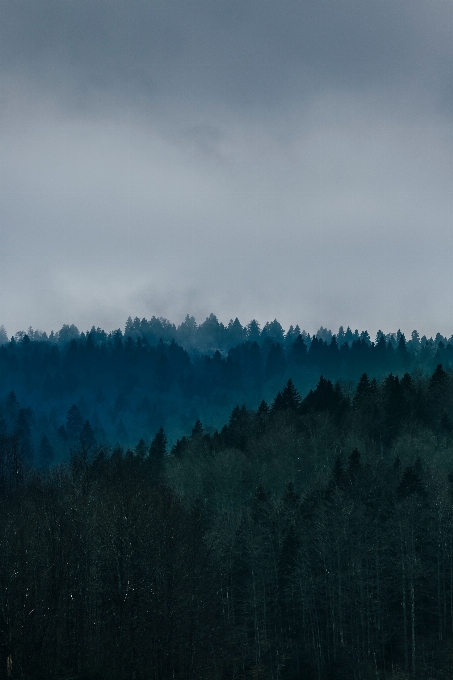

{"left": 1, "top": 0, "right": 452, "bottom": 339}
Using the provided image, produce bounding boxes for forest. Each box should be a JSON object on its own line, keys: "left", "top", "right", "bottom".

{"left": 0, "top": 314, "right": 452, "bottom": 461}
{"left": 2, "top": 315, "right": 453, "bottom": 678}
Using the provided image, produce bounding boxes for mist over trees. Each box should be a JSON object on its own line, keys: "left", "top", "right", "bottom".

{"left": 2, "top": 314, "right": 453, "bottom": 678}
{"left": 0, "top": 314, "right": 451, "bottom": 461}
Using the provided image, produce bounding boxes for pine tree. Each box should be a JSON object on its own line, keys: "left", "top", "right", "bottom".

{"left": 149, "top": 427, "right": 167, "bottom": 461}
{"left": 80, "top": 420, "right": 95, "bottom": 451}
{"left": 191, "top": 420, "right": 203, "bottom": 438}
{"left": 135, "top": 438, "right": 147, "bottom": 458}
{"left": 353, "top": 373, "right": 371, "bottom": 407}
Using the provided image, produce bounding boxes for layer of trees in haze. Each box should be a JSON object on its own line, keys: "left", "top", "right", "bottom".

{"left": 2, "top": 315, "right": 451, "bottom": 355}
{"left": 2, "top": 314, "right": 453, "bottom": 678}
{"left": 0, "top": 314, "right": 452, "bottom": 462}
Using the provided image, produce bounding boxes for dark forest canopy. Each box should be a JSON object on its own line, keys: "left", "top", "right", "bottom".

{"left": 1, "top": 314, "right": 453, "bottom": 462}
{"left": 3, "top": 366, "right": 453, "bottom": 678}
{"left": 2, "top": 311, "right": 453, "bottom": 677}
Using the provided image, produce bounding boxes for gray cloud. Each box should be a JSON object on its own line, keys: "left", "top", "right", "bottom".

{"left": 2, "top": 1, "right": 452, "bottom": 105}
{"left": 1, "top": 0, "right": 452, "bottom": 338}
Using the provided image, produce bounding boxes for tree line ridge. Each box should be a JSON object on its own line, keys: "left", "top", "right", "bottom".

{"left": 1, "top": 314, "right": 450, "bottom": 354}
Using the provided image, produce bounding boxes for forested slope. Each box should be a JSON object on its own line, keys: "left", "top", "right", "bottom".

{"left": 2, "top": 366, "right": 453, "bottom": 678}
{"left": 1, "top": 314, "right": 452, "bottom": 464}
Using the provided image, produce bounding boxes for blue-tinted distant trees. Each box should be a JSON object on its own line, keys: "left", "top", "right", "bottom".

{"left": 1, "top": 315, "right": 453, "bottom": 454}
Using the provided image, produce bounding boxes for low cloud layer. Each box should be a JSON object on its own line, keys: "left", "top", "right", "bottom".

{"left": 1, "top": 0, "right": 452, "bottom": 338}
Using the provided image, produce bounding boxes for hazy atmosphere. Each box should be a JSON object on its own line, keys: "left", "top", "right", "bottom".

{"left": 3, "top": 5, "right": 453, "bottom": 677}
{"left": 1, "top": 0, "right": 452, "bottom": 337}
